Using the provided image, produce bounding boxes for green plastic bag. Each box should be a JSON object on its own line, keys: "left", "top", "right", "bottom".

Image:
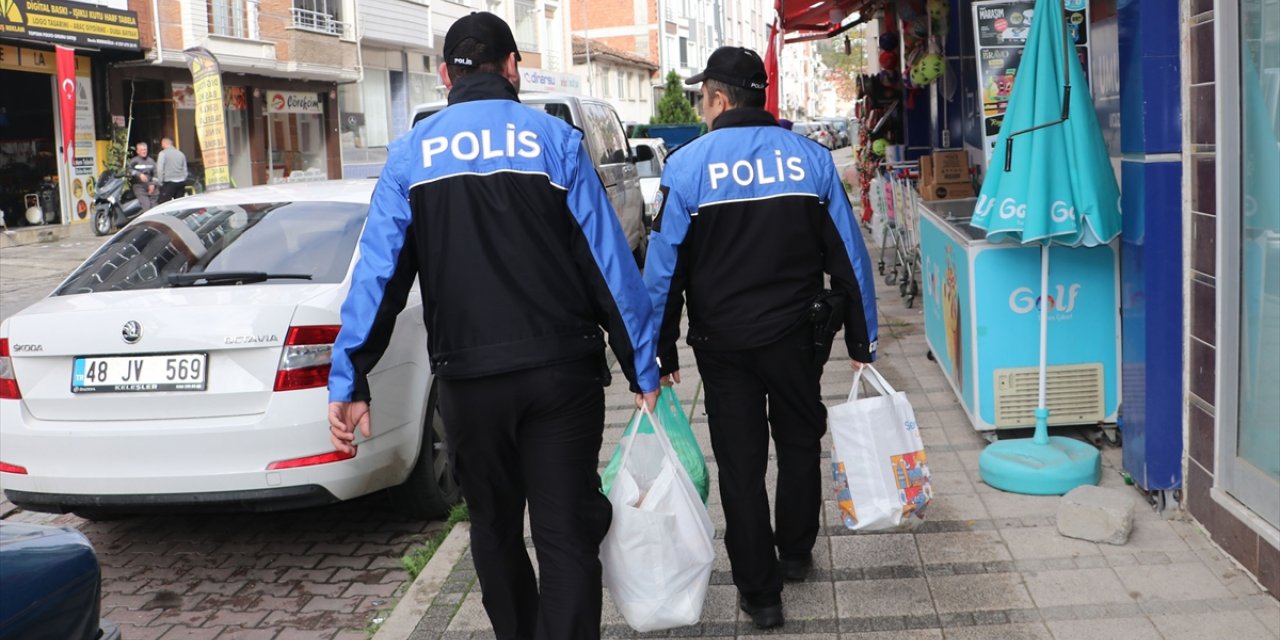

{"left": 601, "top": 387, "right": 709, "bottom": 504}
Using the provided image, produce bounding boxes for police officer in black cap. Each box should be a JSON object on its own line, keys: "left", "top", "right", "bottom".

{"left": 328, "top": 11, "right": 660, "bottom": 640}
{"left": 644, "top": 46, "right": 880, "bottom": 629}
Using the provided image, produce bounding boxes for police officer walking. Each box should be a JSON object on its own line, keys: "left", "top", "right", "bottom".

{"left": 327, "top": 12, "right": 659, "bottom": 640}
{"left": 644, "top": 46, "right": 879, "bottom": 629}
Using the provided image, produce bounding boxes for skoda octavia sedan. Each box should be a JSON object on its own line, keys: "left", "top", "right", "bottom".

{"left": 0, "top": 181, "right": 459, "bottom": 520}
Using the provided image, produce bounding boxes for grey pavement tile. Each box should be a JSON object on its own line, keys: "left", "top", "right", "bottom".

{"left": 1116, "top": 563, "right": 1235, "bottom": 602}
{"left": 940, "top": 623, "right": 1054, "bottom": 639}
{"left": 443, "top": 592, "right": 489, "bottom": 633}
{"left": 1098, "top": 519, "right": 1192, "bottom": 556}
{"left": 1255, "top": 608, "right": 1280, "bottom": 636}
{"left": 1046, "top": 617, "right": 1163, "bottom": 640}
{"left": 1150, "top": 611, "right": 1279, "bottom": 640}
{"left": 834, "top": 577, "right": 933, "bottom": 619}
{"left": 979, "top": 491, "right": 1062, "bottom": 520}
{"left": 779, "top": 581, "right": 836, "bottom": 621}
{"left": 841, "top": 632, "right": 943, "bottom": 640}
{"left": 916, "top": 530, "right": 1011, "bottom": 565}
{"left": 921, "top": 450, "right": 965, "bottom": 470}
{"left": 1021, "top": 567, "right": 1133, "bottom": 608}
{"left": 998, "top": 525, "right": 1102, "bottom": 560}
{"left": 927, "top": 470, "right": 979, "bottom": 495}
{"left": 927, "top": 573, "right": 1035, "bottom": 614}
{"left": 829, "top": 533, "right": 921, "bottom": 570}
{"left": 923, "top": 493, "right": 990, "bottom": 522}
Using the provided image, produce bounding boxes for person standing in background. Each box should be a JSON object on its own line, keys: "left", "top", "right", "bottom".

{"left": 127, "top": 142, "right": 157, "bottom": 212}
{"left": 155, "top": 137, "right": 188, "bottom": 203}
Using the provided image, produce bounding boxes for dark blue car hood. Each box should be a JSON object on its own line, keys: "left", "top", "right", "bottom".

{"left": 0, "top": 522, "right": 102, "bottom": 640}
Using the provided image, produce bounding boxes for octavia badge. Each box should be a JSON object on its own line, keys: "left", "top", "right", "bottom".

{"left": 122, "top": 320, "right": 142, "bottom": 344}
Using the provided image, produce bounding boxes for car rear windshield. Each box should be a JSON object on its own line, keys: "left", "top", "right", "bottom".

{"left": 54, "top": 201, "right": 368, "bottom": 295}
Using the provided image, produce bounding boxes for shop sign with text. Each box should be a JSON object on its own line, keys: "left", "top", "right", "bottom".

{"left": 268, "top": 91, "right": 323, "bottom": 114}
{"left": 0, "top": 0, "right": 140, "bottom": 51}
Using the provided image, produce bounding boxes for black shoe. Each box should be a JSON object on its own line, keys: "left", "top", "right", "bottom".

{"left": 739, "top": 596, "right": 784, "bottom": 629}
{"left": 780, "top": 554, "right": 814, "bottom": 582}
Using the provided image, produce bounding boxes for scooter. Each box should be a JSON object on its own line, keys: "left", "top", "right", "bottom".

{"left": 91, "top": 169, "right": 143, "bottom": 236}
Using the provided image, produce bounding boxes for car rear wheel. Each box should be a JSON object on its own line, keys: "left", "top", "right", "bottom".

{"left": 389, "top": 382, "right": 461, "bottom": 520}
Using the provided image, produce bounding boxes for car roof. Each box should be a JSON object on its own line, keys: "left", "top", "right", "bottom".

{"left": 627, "top": 137, "right": 666, "bottom": 146}
{"left": 413, "top": 92, "right": 610, "bottom": 117}
{"left": 142, "top": 180, "right": 375, "bottom": 218}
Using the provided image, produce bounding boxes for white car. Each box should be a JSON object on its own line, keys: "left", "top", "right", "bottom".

{"left": 627, "top": 137, "right": 668, "bottom": 228}
{"left": 0, "top": 181, "right": 459, "bottom": 519}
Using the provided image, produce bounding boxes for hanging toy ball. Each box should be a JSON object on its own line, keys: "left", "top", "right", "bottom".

{"left": 909, "top": 15, "right": 930, "bottom": 39}
{"left": 878, "top": 31, "right": 900, "bottom": 52}
{"left": 879, "top": 50, "right": 899, "bottom": 71}
{"left": 872, "top": 138, "right": 888, "bottom": 156}
{"left": 917, "top": 53, "right": 945, "bottom": 84}
{"left": 928, "top": 0, "right": 948, "bottom": 22}
{"left": 909, "top": 63, "right": 930, "bottom": 87}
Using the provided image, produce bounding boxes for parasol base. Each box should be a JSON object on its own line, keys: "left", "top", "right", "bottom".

{"left": 979, "top": 436, "right": 1101, "bottom": 496}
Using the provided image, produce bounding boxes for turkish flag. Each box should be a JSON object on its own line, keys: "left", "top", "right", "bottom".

{"left": 56, "top": 46, "right": 76, "bottom": 165}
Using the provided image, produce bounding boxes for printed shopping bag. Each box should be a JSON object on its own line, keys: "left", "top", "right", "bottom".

{"left": 601, "top": 386, "right": 709, "bottom": 503}
{"left": 829, "top": 364, "right": 933, "bottom": 531}
{"left": 600, "top": 404, "right": 715, "bottom": 632}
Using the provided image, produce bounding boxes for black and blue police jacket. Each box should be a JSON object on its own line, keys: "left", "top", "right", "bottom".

{"left": 643, "top": 107, "right": 879, "bottom": 373}
{"left": 330, "top": 73, "right": 660, "bottom": 402}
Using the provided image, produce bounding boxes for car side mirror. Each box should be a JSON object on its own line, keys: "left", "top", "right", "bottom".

{"left": 630, "top": 145, "right": 655, "bottom": 163}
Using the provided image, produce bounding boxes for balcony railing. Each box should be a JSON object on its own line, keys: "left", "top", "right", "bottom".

{"left": 291, "top": 7, "right": 349, "bottom": 38}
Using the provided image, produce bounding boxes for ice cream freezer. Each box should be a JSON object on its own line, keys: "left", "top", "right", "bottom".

{"left": 917, "top": 198, "right": 1121, "bottom": 433}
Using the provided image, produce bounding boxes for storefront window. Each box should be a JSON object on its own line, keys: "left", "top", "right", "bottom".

{"left": 1238, "top": 0, "right": 1280, "bottom": 487}
{"left": 1221, "top": 0, "right": 1280, "bottom": 530}
{"left": 265, "top": 90, "right": 327, "bottom": 182}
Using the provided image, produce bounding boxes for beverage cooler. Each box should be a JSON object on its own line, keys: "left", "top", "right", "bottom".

{"left": 918, "top": 198, "right": 1121, "bottom": 433}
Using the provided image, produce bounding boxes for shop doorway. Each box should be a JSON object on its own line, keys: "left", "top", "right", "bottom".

{"left": 0, "top": 70, "right": 59, "bottom": 228}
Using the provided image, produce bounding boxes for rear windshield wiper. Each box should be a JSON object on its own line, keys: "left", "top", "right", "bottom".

{"left": 166, "top": 271, "right": 313, "bottom": 287}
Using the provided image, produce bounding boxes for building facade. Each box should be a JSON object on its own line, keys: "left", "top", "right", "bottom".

{"left": 1, "top": 0, "right": 143, "bottom": 228}
{"left": 113, "top": 0, "right": 359, "bottom": 188}
{"left": 572, "top": 35, "right": 656, "bottom": 123}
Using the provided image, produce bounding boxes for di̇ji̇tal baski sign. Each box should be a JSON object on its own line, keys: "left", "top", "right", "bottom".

{"left": 0, "top": 0, "right": 140, "bottom": 51}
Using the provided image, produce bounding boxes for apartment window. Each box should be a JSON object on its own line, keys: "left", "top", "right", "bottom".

{"left": 617, "top": 71, "right": 626, "bottom": 100}
{"left": 209, "top": 0, "right": 245, "bottom": 38}
{"left": 292, "top": 0, "right": 344, "bottom": 36}
{"left": 514, "top": 0, "right": 537, "bottom": 50}
{"left": 679, "top": 37, "right": 688, "bottom": 67}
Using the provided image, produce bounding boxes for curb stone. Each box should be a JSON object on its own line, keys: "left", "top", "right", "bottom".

{"left": 374, "top": 521, "right": 471, "bottom": 640}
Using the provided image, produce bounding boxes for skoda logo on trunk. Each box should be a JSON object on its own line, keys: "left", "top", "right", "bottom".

{"left": 122, "top": 321, "right": 142, "bottom": 344}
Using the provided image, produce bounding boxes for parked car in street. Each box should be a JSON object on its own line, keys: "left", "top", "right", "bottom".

{"left": 0, "top": 522, "right": 119, "bottom": 639}
{"left": 821, "top": 118, "right": 851, "bottom": 148}
{"left": 627, "top": 137, "right": 668, "bottom": 228}
{"left": 792, "top": 121, "right": 834, "bottom": 149}
{"left": 0, "top": 181, "right": 460, "bottom": 520}
{"left": 414, "top": 94, "right": 653, "bottom": 265}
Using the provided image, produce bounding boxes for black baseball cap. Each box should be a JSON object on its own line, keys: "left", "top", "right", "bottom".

{"left": 442, "top": 12, "right": 522, "bottom": 67}
{"left": 685, "top": 46, "right": 768, "bottom": 90}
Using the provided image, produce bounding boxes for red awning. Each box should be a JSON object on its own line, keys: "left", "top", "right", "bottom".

{"left": 781, "top": 0, "right": 876, "bottom": 42}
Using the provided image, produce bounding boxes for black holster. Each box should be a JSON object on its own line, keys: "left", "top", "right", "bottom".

{"left": 807, "top": 290, "right": 847, "bottom": 367}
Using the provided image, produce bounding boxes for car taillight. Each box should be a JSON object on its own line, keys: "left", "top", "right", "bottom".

{"left": 274, "top": 325, "right": 341, "bottom": 392}
{"left": 0, "top": 461, "right": 28, "bottom": 474}
{"left": 0, "top": 339, "right": 20, "bottom": 400}
{"left": 266, "top": 449, "right": 355, "bottom": 470}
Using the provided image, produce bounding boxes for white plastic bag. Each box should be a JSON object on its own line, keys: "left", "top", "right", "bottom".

{"left": 600, "top": 404, "right": 715, "bottom": 632}
{"left": 830, "top": 365, "right": 933, "bottom": 531}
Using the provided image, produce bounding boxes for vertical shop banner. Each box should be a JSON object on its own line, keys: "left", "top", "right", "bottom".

{"left": 183, "top": 47, "right": 231, "bottom": 191}
{"left": 55, "top": 45, "right": 75, "bottom": 165}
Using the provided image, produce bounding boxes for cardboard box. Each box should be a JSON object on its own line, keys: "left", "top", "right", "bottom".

{"left": 932, "top": 149, "right": 971, "bottom": 183}
{"left": 920, "top": 180, "right": 976, "bottom": 201}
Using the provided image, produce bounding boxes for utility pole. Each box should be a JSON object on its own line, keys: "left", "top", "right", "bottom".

{"left": 581, "top": 0, "right": 594, "bottom": 94}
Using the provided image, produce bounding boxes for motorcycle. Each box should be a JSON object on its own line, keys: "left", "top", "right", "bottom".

{"left": 91, "top": 169, "right": 142, "bottom": 237}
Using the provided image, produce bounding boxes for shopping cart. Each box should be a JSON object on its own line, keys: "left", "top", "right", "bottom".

{"left": 873, "top": 162, "right": 922, "bottom": 308}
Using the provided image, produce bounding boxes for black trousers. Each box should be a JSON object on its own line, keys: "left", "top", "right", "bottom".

{"left": 436, "top": 357, "right": 612, "bottom": 640}
{"left": 157, "top": 181, "right": 184, "bottom": 203}
{"left": 693, "top": 325, "right": 826, "bottom": 606}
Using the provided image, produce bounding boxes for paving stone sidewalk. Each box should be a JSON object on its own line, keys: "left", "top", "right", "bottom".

{"left": 406, "top": 232, "right": 1279, "bottom": 639}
